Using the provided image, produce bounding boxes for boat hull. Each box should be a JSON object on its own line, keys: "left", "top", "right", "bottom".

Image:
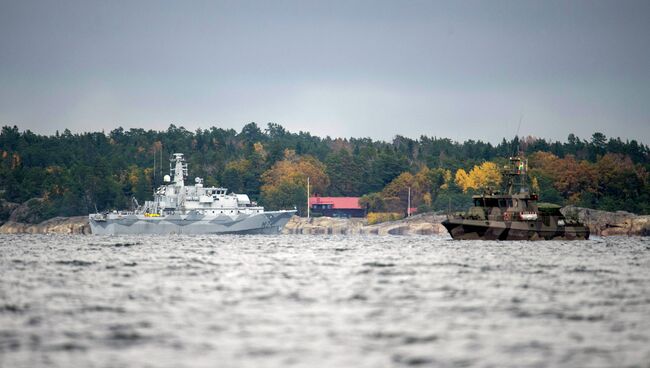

{"left": 89, "top": 211, "right": 295, "bottom": 235}
{"left": 442, "top": 218, "right": 589, "bottom": 240}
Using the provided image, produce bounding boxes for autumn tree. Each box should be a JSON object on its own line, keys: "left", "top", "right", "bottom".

{"left": 359, "top": 192, "right": 386, "bottom": 212}
{"left": 454, "top": 161, "right": 502, "bottom": 193}
{"left": 381, "top": 172, "right": 416, "bottom": 213}
{"left": 377, "top": 166, "right": 454, "bottom": 213}
{"left": 528, "top": 152, "right": 597, "bottom": 203}
{"left": 260, "top": 150, "right": 329, "bottom": 214}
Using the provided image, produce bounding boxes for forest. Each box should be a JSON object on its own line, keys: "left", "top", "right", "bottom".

{"left": 0, "top": 123, "right": 648, "bottom": 223}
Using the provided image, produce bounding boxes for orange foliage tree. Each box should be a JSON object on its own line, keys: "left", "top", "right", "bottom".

{"left": 379, "top": 166, "right": 453, "bottom": 213}
{"left": 528, "top": 152, "right": 597, "bottom": 203}
{"left": 260, "top": 150, "right": 329, "bottom": 214}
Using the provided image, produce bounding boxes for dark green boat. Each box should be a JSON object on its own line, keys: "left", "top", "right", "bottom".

{"left": 442, "top": 156, "right": 590, "bottom": 240}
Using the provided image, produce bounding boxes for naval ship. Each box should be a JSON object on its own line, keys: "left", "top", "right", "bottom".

{"left": 442, "top": 156, "right": 590, "bottom": 240}
{"left": 89, "top": 153, "right": 295, "bottom": 235}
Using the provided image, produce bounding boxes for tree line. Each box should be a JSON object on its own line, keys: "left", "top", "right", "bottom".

{"left": 0, "top": 123, "right": 648, "bottom": 223}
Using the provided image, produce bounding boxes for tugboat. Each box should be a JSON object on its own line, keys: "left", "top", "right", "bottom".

{"left": 89, "top": 153, "right": 296, "bottom": 235}
{"left": 442, "top": 156, "right": 590, "bottom": 240}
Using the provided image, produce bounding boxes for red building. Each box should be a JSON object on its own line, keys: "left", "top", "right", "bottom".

{"left": 309, "top": 196, "right": 366, "bottom": 218}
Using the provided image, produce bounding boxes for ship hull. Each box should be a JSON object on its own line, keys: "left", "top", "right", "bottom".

{"left": 89, "top": 211, "right": 295, "bottom": 235}
{"left": 442, "top": 219, "right": 590, "bottom": 241}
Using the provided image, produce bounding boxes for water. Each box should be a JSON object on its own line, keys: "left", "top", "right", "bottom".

{"left": 1, "top": 234, "right": 649, "bottom": 368}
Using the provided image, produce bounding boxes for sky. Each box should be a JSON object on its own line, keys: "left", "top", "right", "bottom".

{"left": 1, "top": 0, "right": 649, "bottom": 144}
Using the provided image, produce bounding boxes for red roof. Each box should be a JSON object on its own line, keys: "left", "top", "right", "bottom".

{"left": 309, "top": 197, "right": 362, "bottom": 209}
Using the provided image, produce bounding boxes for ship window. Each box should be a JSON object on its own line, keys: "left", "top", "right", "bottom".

{"left": 484, "top": 198, "right": 498, "bottom": 207}
{"left": 498, "top": 199, "right": 506, "bottom": 208}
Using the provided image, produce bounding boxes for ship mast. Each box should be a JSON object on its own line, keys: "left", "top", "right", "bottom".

{"left": 171, "top": 153, "right": 188, "bottom": 187}
{"left": 170, "top": 153, "right": 188, "bottom": 213}
{"left": 503, "top": 156, "right": 529, "bottom": 195}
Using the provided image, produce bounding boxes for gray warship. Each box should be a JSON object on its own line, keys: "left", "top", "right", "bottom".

{"left": 89, "top": 153, "right": 295, "bottom": 235}
{"left": 442, "top": 156, "right": 590, "bottom": 240}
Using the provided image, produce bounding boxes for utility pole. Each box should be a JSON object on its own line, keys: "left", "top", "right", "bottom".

{"left": 159, "top": 142, "right": 163, "bottom": 178}
{"left": 407, "top": 187, "right": 411, "bottom": 217}
{"left": 307, "top": 177, "right": 310, "bottom": 219}
{"left": 153, "top": 145, "right": 157, "bottom": 195}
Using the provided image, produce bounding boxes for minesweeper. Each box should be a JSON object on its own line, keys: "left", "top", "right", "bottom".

{"left": 89, "top": 153, "right": 295, "bottom": 235}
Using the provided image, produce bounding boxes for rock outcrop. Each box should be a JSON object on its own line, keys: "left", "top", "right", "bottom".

{"left": 0, "top": 216, "right": 90, "bottom": 234}
{"left": 0, "top": 199, "right": 20, "bottom": 226}
{"left": 282, "top": 213, "right": 448, "bottom": 236}
{"left": 562, "top": 206, "right": 650, "bottom": 236}
{"left": 7, "top": 198, "right": 50, "bottom": 224}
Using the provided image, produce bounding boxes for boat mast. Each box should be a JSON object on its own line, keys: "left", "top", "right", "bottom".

{"left": 171, "top": 153, "right": 188, "bottom": 213}
{"left": 171, "top": 153, "right": 187, "bottom": 187}
{"left": 504, "top": 156, "right": 528, "bottom": 195}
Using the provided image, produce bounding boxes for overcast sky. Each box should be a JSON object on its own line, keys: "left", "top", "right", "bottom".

{"left": 1, "top": 0, "right": 649, "bottom": 144}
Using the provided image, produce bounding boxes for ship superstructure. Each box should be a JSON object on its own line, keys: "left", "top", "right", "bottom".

{"left": 89, "top": 153, "right": 295, "bottom": 235}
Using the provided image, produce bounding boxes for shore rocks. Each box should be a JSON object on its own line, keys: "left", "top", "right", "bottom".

{"left": 0, "top": 216, "right": 91, "bottom": 235}
{"left": 563, "top": 206, "right": 650, "bottom": 236}
{"left": 282, "top": 213, "right": 448, "bottom": 236}
{"left": 7, "top": 198, "right": 50, "bottom": 224}
{"left": 0, "top": 199, "right": 20, "bottom": 226}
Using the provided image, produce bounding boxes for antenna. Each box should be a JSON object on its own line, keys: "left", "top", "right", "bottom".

{"left": 153, "top": 145, "right": 156, "bottom": 188}
{"left": 515, "top": 113, "right": 523, "bottom": 138}
{"left": 514, "top": 113, "right": 524, "bottom": 156}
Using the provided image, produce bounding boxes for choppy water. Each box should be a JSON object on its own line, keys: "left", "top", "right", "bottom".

{"left": 1, "top": 234, "right": 649, "bottom": 368}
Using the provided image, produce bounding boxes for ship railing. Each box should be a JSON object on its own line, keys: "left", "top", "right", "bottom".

{"left": 446, "top": 212, "right": 485, "bottom": 221}
{"left": 90, "top": 213, "right": 107, "bottom": 222}
{"left": 519, "top": 211, "right": 538, "bottom": 221}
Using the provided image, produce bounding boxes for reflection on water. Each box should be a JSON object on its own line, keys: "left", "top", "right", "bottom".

{"left": 1, "top": 234, "right": 649, "bottom": 367}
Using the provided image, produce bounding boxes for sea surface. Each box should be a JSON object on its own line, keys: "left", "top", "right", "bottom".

{"left": 1, "top": 234, "right": 649, "bottom": 368}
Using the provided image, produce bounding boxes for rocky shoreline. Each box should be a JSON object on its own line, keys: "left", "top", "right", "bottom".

{"left": 0, "top": 207, "right": 648, "bottom": 236}
{"left": 562, "top": 206, "right": 650, "bottom": 237}
{"left": 0, "top": 216, "right": 91, "bottom": 234}
{"left": 282, "top": 213, "right": 448, "bottom": 235}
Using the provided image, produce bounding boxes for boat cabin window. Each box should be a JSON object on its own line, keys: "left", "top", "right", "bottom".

{"left": 474, "top": 198, "right": 499, "bottom": 207}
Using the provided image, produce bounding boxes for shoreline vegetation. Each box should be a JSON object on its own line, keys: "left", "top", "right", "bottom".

{"left": 1, "top": 123, "right": 649, "bottom": 227}
{"left": 0, "top": 208, "right": 648, "bottom": 236}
